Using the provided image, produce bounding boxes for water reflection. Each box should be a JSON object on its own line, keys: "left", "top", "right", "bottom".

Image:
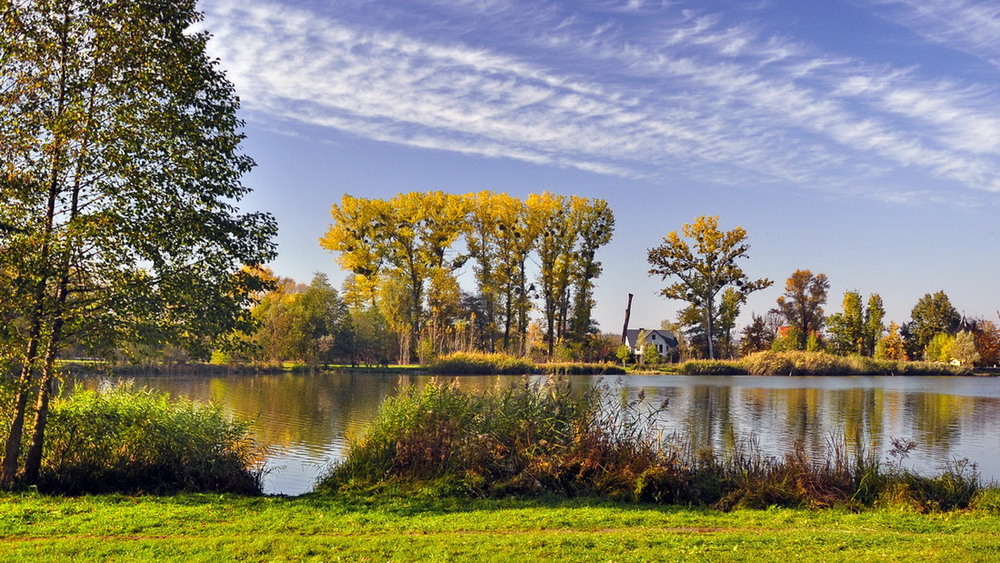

{"left": 77, "top": 373, "right": 1000, "bottom": 495}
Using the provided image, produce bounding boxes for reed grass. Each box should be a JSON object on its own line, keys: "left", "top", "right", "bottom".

{"left": 28, "top": 383, "right": 264, "bottom": 495}
{"left": 427, "top": 352, "right": 536, "bottom": 375}
{"left": 541, "top": 362, "right": 626, "bottom": 375}
{"left": 319, "top": 378, "right": 987, "bottom": 512}
{"left": 678, "top": 360, "right": 746, "bottom": 375}
{"left": 739, "top": 351, "right": 970, "bottom": 376}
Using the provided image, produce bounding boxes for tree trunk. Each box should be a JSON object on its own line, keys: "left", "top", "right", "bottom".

{"left": 706, "top": 293, "right": 716, "bottom": 360}
{"left": 2, "top": 353, "right": 38, "bottom": 487}
{"left": 2, "top": 4, "right": 72, "bottom": 488}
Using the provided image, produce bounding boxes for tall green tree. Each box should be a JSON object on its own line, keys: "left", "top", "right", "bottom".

{"left": 827, "top": 291, "right": 865, "bottom": 355}
{"left": 252, "top": 276, "right": 306, "bottom": 363}
{"left": 1, "top": 0, "right": 276, "bottom": 487}
{"left": 293, "top": 273, "right": 348, "bottom": 366}
{"left": 828, "top": 291, "right": 885, "bottom": 357}
{"left": 904, "top": 291, "right": 960, "bottom": 358}
{"left": 568, "top": 197, "right": 614, "bottom": 344}
{"left": 773, "top": 270, "right": 829, "bottom": 350}
{"left": 647, "top": 216, "right": 772, "bottom": 359}
{"left": 863, "top": 294, "right": 885, "bottom": 357}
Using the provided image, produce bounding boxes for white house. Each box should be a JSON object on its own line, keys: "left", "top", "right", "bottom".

{"left": 624, "top": 329, "right": 678, "bottom": 358}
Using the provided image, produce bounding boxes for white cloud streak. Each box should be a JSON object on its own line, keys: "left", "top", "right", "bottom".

{"left": 875, "top": 0, "right": 1000, "bottom": 69}
{"left": 201, "top": 0, "right": 1000, "bottom": 203}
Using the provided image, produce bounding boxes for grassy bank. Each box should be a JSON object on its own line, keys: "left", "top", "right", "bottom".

{"left": 59, "top": 360, "right": 427, "bottom": 377}
{"left": 427, "top": 352, "right": 625, "bottom": 376}
{"left": 2, "top": 492, "right": 999, "bottom": 561}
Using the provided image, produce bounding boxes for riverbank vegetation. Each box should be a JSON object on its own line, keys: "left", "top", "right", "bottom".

{"left": 427, "top": 352, "right": 625, "bottom": 376}
{"left": 671, "top": 351, "right": 971, "bottom": 376}
{"left": 319, "top": 378, "right": 993, "bottom": 511}
{"left": 0, "top": 385, "right": 263, "bottom": 495}
{"left": 39, "top": 209, "right": 999, "bottom": 382}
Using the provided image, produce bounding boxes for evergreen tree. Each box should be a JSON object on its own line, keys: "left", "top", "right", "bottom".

{"left": 739, "top": 314, "right": 773, "bottom": 355}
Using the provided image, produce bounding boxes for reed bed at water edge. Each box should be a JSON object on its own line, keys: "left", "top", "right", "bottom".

{"left": 426, "top": 352, "right": 536, "bottom": 375}
{"left": 1, "top": 383, "right": 264, "bottom": 495}
{"left": 674, "top": 351, "right": 972, "bottom": 375}
{"left": 318, "top": 377, "right": 995, "bottom": 512}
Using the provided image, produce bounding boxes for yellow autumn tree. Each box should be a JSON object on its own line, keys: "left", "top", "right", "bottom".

{"left": 875, "top": 322, "right": 908, "bottom": 361}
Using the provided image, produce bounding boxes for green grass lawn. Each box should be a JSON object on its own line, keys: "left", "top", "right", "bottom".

{"left": 2, "top": 493, "right": 999, "bottom": 561}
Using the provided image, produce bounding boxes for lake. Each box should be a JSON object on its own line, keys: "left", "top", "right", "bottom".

{"left": 82, "top": 373, "right": 1000, "bottom": 496}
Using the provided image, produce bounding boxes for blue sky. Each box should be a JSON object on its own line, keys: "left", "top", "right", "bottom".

{"left": 198, "top": 0, "right": 1000, "bottom": 334}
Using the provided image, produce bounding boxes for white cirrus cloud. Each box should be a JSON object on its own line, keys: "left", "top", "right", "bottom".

{"left": 199, "top": 0, "right": 1000, "bottom": 203}
{"left": 874, "top": 0, "right": 1000, "bottom": 69}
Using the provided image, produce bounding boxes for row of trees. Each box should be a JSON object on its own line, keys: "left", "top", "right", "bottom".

{"left": 320, "top": 191, "right": 614, "bottom": 363}
{"left": 648, "top": 217, "right": 998, "bottom": 366}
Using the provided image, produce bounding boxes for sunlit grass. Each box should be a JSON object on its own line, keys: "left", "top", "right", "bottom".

{"left": 1, "top": 493, "right": 999, "bottom": 561}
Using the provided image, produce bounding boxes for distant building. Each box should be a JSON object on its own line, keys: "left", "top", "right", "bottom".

{"left": 624, "top": 329, "right": 678, "bottom": 358}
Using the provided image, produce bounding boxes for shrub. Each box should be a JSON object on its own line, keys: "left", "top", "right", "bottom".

{"left": 786, "top": 351, "right": 843, "bottom": 375}
{"left": 427, "top": 352, "right": 535, "bottom": 375}
{"left": 872, "top": 459, "right": 981, "bottom": 512}
{"left": 37, "top": 384, "right": 264, "bottom": 495}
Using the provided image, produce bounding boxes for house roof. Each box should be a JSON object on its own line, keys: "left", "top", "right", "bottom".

{"left": 624, "top": 329, "right": 678, "bottom": 348}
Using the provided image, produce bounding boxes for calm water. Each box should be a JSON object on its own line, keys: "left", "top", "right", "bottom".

{"left": 83, "top": 373, "right": 1000, "bottom": 496}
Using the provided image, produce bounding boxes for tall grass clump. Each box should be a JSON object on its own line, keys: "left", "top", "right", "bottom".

{"left": 678, "top": 360, "right": 746, "bottom": 375}
{"left": 427, "top": 352, "right": 535, "bottom": 375}
{"left": 742, "top": 351, "right": 795, "bottom": 375}
{"left": 320, "top": 381, "right": 990, "bottom": 511}
{"left": 542, "top": 362, "right": 626, "bottom": 375}
{"left": 740, "top": 351, "right": 971, "bottom": 376}
{"left": 318, "top": 378, "right": 700, "bottom": 502}
{"left": 970, "top": 487, "right": 1000, "bottom": 514}
{"left": 37, "top": 384, "right": 264, "bottom": 495}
